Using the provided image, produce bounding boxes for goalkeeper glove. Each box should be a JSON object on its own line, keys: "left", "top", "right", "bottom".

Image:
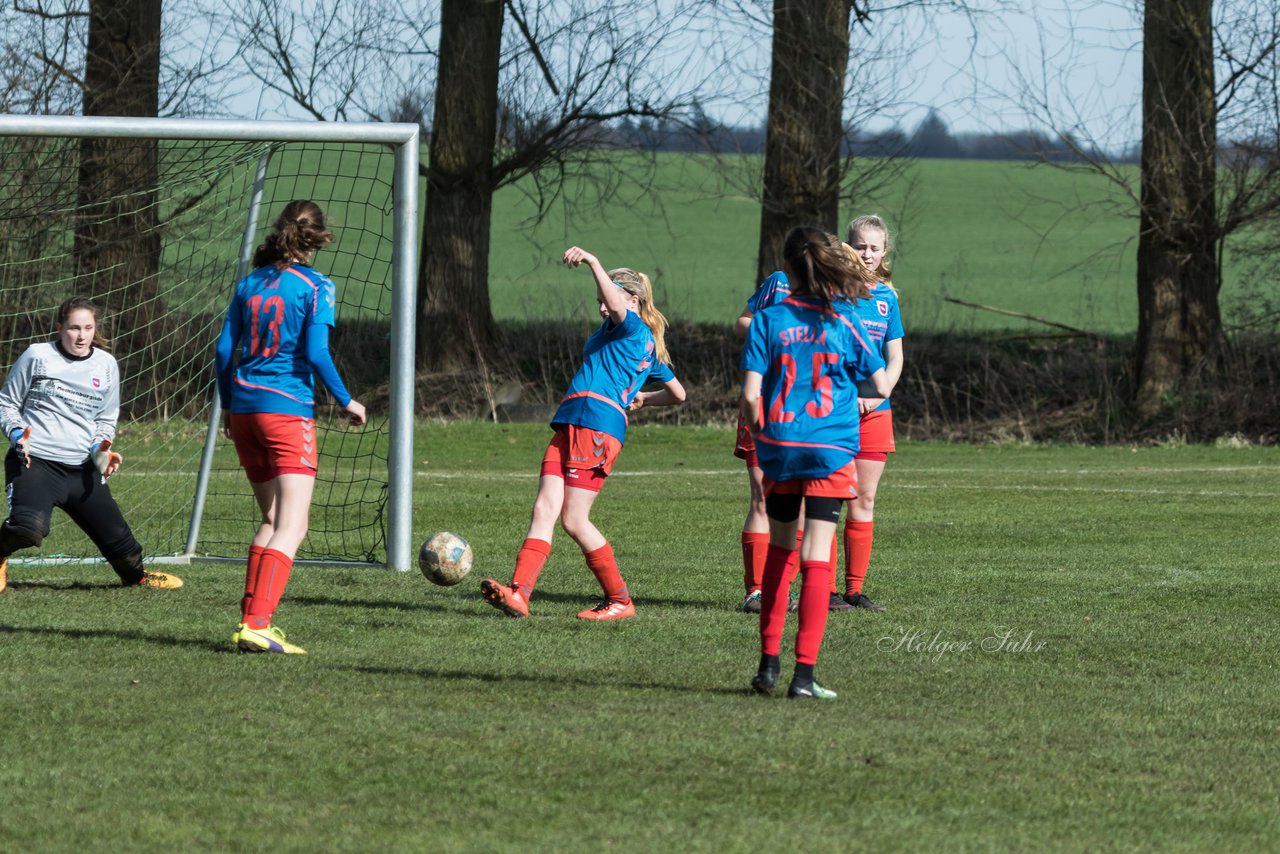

{"left": 93, "top": 438, "right": 122, "bottom": 481}
{"left": 9, "top": 426, "right": 30, "bottom": 468}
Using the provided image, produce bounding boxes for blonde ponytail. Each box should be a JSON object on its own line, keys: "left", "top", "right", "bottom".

{"left": 609, "top": 268, "right": 671, "bottom": 365}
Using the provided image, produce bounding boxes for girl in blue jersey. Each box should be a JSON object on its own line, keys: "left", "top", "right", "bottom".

{"left": 481, "top": 246, "right": 686, "bottom": 621}
{"left": 741, "top": 227, "right": 890, "bottom": 699}
{"left": 215, "top": 200, "right": 367, "bottom": 654}
{"left": 838, "top": 216, "right": 905, "bottom": 611}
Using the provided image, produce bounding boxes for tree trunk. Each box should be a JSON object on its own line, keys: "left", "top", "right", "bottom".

{"left": 1136, "top": 0, "right": 1220, "bottom": 417}
{"left": 74, "top": 0, "right": 163, "bottom": 387}
{"left": 756, "top": 0, "right": 853, "bottom": 284}
{"left": 417, "top": 0, "right": 503, "bottom": 372}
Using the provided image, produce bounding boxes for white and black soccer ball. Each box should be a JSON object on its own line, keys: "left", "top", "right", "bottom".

{"left": 419, "top": 531, "right": 474, "bottom": 586}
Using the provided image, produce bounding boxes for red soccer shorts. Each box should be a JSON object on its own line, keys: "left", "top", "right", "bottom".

{"left": 230, "top": 412, "right": 318, "bottom": 483}
{"left": 540, "top": 425, "right": 622, "bottom": 493}
{"left": 764, "top": 460, "right": 859, "bottom": 500}
{"left": 857, "top": 409, "right": 896, "bottom": 456}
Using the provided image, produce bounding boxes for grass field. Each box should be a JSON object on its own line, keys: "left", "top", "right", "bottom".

{"left": 488, "top": 155, "right": 1258, "bottom": 335}
{"left": 2, "top": 423, "right": 1278, "bottom": 851}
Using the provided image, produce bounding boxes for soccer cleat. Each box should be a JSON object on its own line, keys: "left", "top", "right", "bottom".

{"left": 738, "top": 589, "right": 762, "bottom": 613}
{"left": 480, "top": 578, "right": 529, "bottom": 618}
{"left": 131, "top": 570, "right": 184, "bottom": 590}
{"left": 235, "top": 624, "right": 307, "bottom": 654}
{"left": 751, "top": 654, "right": 780, "bottom": 695}
{"left": 788, "top": 679, "right": 838, "bottom": 700}
{"left": 828, "top": 592, "right": 854, "bottom": 611}
{"left": 576, "top": 599, "right": 635, "bottom": 620}
{"left": 0, "top": 557, "right": 7, "bottom": 593}
{"left": 788, "top": 591, "right": 799, "bottom": 613}
{"left": 843, "top": 592, "right": 886, "bottom": 612}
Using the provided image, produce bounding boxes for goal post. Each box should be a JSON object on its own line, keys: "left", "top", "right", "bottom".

{"left": 0, "top": 114, "right": 419, "bottom": 572}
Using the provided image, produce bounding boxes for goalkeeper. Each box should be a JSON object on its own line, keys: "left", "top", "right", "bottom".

{"left": 0, "top": 297, "right": 182, "bottom": 593}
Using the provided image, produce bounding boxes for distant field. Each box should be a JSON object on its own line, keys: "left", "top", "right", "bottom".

{"left": 488, "top": 155, "right": 1257, "bottom": 335}
{"left": 13, "top": 139, "right": 1254, "bottom": 337}
{"left": 3, "top": 424, "right": 1278, "bottom": 850}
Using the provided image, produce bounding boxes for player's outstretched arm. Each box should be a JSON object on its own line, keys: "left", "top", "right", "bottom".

{"left": 629, "top": 378, "right": 687, "bottom": 411}
{"left": 563, "top": 246, "right": 629, "bottom": 322}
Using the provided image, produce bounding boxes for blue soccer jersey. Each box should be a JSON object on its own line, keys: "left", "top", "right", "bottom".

{"left": 745, "top": 271, "right": 791, "bottom": 315}
{"left": 551, "top": 310, "right": 676, "bottom": 444}
{"left": 839, "top": 282, "right": 904, "bottom": 413}
{"left": 741, "top": 297, "right": 885, "bottom": 481}
{"left": 216, "top": 264, "right": 343, "bottom": 417}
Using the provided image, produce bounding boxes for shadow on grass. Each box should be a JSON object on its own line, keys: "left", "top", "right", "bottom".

{"left": 343, "top": 663, "right": 747, "bottom": 697}
{"left": 515, "top": 589, "right": 724, "bottom": 611}
{"left": 6, "top": 579, "right": 126, "bottom": 591}
{"left": 0, "top": 622, "right": 230, "bottom": 653}
{"left": 288, "top": 594, "right": 454, "bottom": 614}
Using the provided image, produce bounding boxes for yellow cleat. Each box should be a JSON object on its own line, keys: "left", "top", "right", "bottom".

{"left": 235, "top": 624, "right": 307, "bottom": 655}
{"left": 132, "top": 570, "right": 184, "bottom": 590}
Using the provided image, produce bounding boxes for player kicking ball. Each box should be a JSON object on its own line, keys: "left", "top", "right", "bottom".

{"left": 0, "top": 297, "right": 181, "bottom": 593}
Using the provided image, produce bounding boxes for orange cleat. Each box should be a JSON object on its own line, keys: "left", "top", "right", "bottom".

{"left": 576, "top": 599, "right": 635, "bottom": 621}
{"left": 0, "top": 556, "right": 7, "bottom": 593}
{"left": 480, "top": 578, "right": 529, "bottom": 618}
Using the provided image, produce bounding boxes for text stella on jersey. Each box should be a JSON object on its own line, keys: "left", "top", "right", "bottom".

{"left": 777, "top": 324, "right": 828, "bottom": 347}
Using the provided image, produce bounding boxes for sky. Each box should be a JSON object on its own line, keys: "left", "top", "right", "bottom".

{"left": 196, "top": 0, "right": 1144, "bottom": 153}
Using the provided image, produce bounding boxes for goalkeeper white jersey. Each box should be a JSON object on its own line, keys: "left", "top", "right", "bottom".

{"left": 0, "top": 341, "right": 119, "bottom": 466}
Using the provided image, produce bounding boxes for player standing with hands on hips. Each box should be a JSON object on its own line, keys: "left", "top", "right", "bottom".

{"left": 0, "top": 297, "right": 181, "bottom": 592}
{"left": 480, "top": 246, "right": 686, "bottom": 621}
{"left": 740, "top": 227, "right": 890, "bottom": 699}
{"left": 216, "top": 200, "right": 366, "bottom": 654}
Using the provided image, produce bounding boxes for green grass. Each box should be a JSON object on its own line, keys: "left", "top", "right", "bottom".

{"left": 487, "top": 155, "right": 1260, "bottom": 334}
{"left": 2, "top": 423, "right": 1278, "bottom": 850}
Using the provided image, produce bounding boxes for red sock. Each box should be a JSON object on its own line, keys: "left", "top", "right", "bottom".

{"left": 758, "top": 544, "right": 793, "bottom": 656}
{"left": 784, "top": 531, "right": 803, "bottom": 585}
{"left": 795, "top": 560, "right": 832, "bottom": 665}
{"left": 828, "top": 534, "right": 840, "bottom": 594}
{"left": 584, "top": 542, "right": 629, "bottom": 603}
{"left": 741, "top": 531, "right": 769, "bottom": 593}
{"left": 245, "top": 548, "right": 292, "bottom": 630}
{"left": 511, "top": 538, "right": 551, "bottom": 598}
{"left": 845, "top": 520, "right": 874, "bottom": 595}
{"left": 240, "top": 544, "right": 266, "bottom": 623}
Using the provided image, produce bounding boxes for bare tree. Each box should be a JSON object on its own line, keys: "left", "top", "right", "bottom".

{"left": 419, "top": 0, "right": 503, "bottom": 370}
{"left": 1003, "top": 1, "right": 1280, "bottom": 418}
{"left": 756, "top": 0, "right": 854, "bottom": 279}
{"left": 1135, "top": 0, "right": 1218, "bottom": 416}
{"left": 216, "top": 0, "right": 717, "bottom": 370}
{"left": 723, "top": 0, "right": 985, "bottom": 284}
{"left": 72, "top": 0, "right": 164, "bottom": 341}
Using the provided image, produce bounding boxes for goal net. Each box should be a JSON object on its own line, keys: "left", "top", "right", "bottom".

{"left": 0, "top": 116, "right": 418, "bottom": 570}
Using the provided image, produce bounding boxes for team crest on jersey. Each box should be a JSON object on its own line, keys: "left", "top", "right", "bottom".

{"left": 876, "top": 300, "right": 889, "bottom": 317}
{"left": 92, "top": 377, "right": 101, "bottom": 388}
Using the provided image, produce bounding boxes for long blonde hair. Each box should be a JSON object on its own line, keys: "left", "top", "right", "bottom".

{"left": 609, "top": 267, "right": 671, "bottom": 365}
{"left": 846, "top": 213, "right": 896, "bottom": 293}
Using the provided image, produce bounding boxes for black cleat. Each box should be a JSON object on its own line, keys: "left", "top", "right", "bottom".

{"left": 787, "top": 679, "right": 838, "bottom": 700}
{"left": 751, "top": 654, "right": 781, "bottom": 695}
{"left": 828, "top": 592, "right": 854, "bottom": 611}
{"left": 843, "top": 592, "right": 886, "bottom": 612}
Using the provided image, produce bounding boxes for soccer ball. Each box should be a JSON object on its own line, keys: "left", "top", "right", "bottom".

{"left": 419, "top": 531, "right": 474, "bottom": 586}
